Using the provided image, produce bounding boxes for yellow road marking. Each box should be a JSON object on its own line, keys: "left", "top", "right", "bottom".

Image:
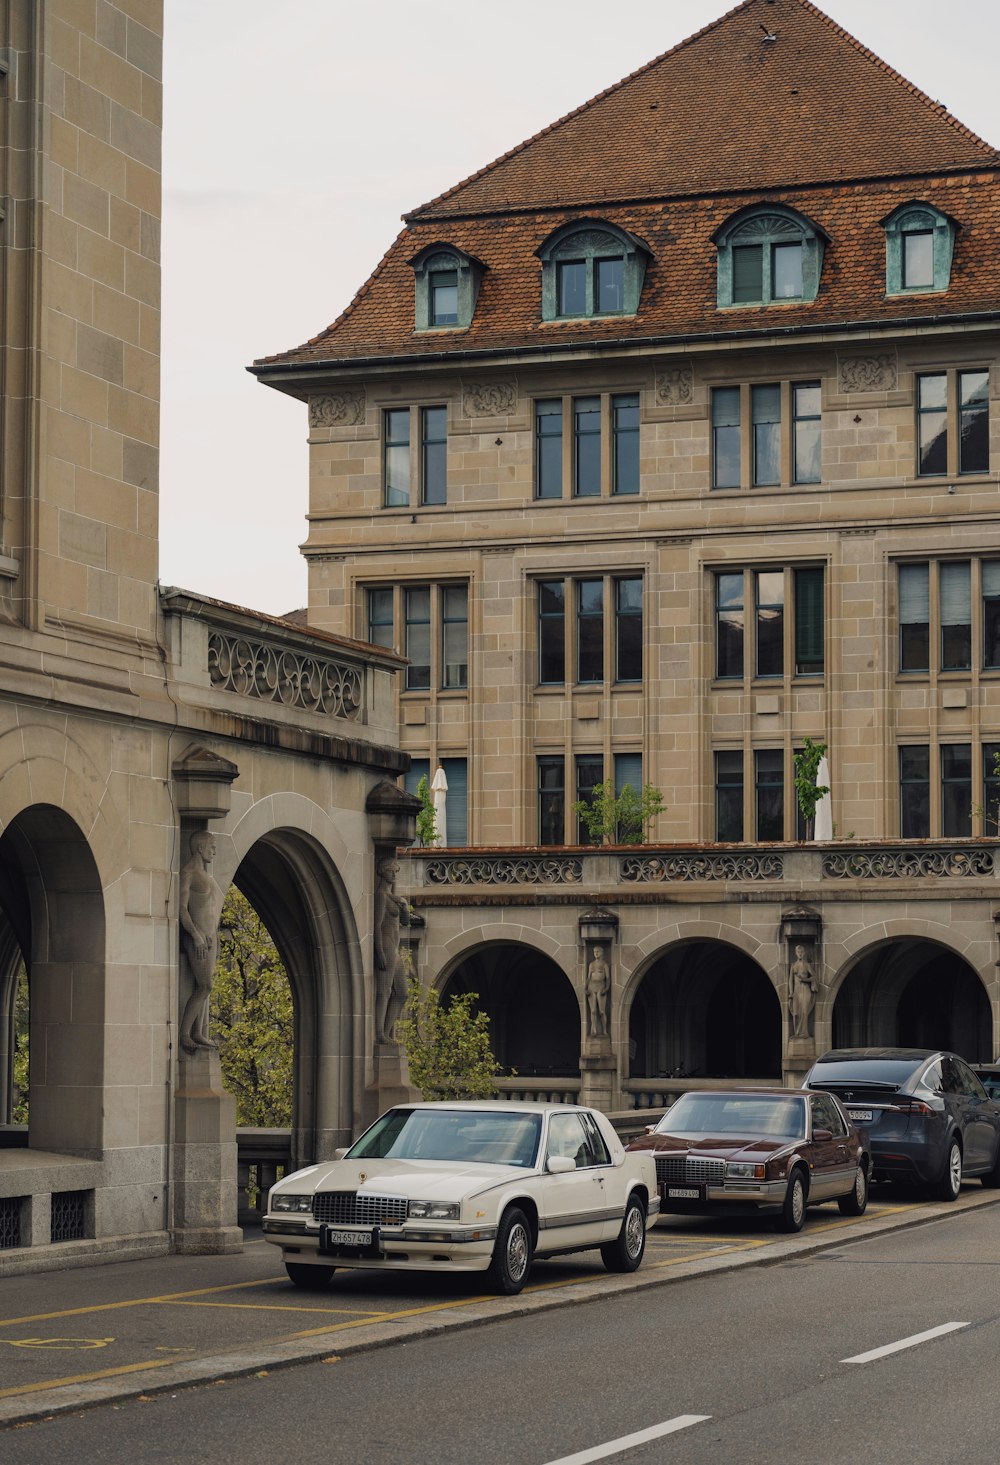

{"left": 0, "top": 1358, "right": 175, "bottom": 1400}
{"left": 156, "top": 1301, "right": 384, "bottom": 1316}
{"left": 0, "top": 1276, "right": 287, "bottom": 1329}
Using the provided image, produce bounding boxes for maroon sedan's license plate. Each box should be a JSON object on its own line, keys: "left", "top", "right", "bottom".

{"left": 666, "top": 1186, "right": 704, "bottom": 1200}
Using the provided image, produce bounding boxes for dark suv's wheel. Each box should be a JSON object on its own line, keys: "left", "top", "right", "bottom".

{"left": 838, "top": 1160, "right": 869, "bottom": 1216}
{"left": 488, "top": 1207, "right": 533, "bottom": 1295}
{"left": 776, "top": 1168, "right": 807, "bottom": 1232}
{"left": 601, "top": 1194, "right": 647, "bottom": 1273}
{"left": 931, "top": 1137, "right": 963, "bottom": 1202}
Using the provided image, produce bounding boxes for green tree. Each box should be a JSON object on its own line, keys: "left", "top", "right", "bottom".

{"left": 572, "top": 780, "right": 666, "bottom": 845}
{"left": 793, "top": 738, "right": 829, "bottom": 840}
{"left": 211, "top": 887, "right": 293, "bottom": 1126}
{"left": 396, "top": 972, "right": 508, "bottom": 1100}
{"left": 12, "top": 961, "right": 28, "bottom": 1124}
{"left": 415, "top": 774, "right": 438, "bottom": 847}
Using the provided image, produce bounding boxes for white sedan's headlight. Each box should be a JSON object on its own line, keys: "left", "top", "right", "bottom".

{"left": 270, "top": 1193, "right": 313, "bottom": 1213}
{"left": 726, "top": 1162, "right": 765, "bottom": 1180}
{"left": 407, "top": 1200, "right": 461, "bottom": 1220}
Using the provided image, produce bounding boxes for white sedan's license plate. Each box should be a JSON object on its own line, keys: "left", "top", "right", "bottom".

{"left": 847, "top": 1109, "right": 873, "bottom": 1122}
{"left": 324, "top": 1228, "right": 372, "bottom": 1247}
{"left": 667, "top": 1186, "right": 702, "bottom": 1200}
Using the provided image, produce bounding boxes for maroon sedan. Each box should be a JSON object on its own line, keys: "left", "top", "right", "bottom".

{"left": 628, "top": 1089, "right": 870, "bottom": 1232}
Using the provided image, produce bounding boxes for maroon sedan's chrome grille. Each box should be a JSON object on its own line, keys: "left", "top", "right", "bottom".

{"left": 656, "top": 1156, "right": 726, "bottom": 1186}
{"left": 312, "top": 1192, "right": 407, "bottom": 1227}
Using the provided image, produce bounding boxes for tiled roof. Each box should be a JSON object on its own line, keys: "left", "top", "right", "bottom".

{"left": 255, "top": 0, "right": 1000, "bottom": 373}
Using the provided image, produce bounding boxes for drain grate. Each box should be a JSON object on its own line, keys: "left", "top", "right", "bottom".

{"left": 0, "top": 1196, "right": 22, "bottom": 1249}
{"left": 51, "top": 1189, "right": 88, "bottom": 1243}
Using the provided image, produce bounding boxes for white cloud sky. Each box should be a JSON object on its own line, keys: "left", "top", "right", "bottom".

{"left": 160, "top": 0, "right": 1000, "bottom": 615}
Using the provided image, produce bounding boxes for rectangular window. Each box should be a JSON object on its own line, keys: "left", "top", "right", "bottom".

{"left": 596, "top": 257, "right": 625, "bottom": 313}
{"left": 440, "top": 757, "right": 468, "bottom": 846}
{"left": 384, "top": 408, "right": 410, "bottom": 507}
{"left": 367, "top": 587, "right": 394, "bottom": 649}
{"left": 404, "top": 587, "right": 431, "bottom": 691}
{"left": 712, "top": 387, "right": 741, "bottom": 489}
{"left": 903, "top": 232, "right": 933, "bottom": 289}
{"left": 899, "top": 745, "right": 930, "bottom": 838}
{"left": 794, "top": 567, "right": 824, "bottom": 675}
{"left": 917, "top": 373, "right": 948, "bottom": 476}
{"left": 421, "top": 406, "right": 447, "bottom": 505}
{"left": 557, "top": 260, "right": 586, "bottom": 316}
{"left": 716, "top": 572, "right": 745, "bottom": 678}
{"left": 614, "top": 753, "right": 642, "bottom": 797}
{"left": 615, "top": 577, "right": 642, "bottom": 682}
{"left": 715, "top": 750, "right": 744, "bottom": 841}
{"left": 941, "top": 744, "right": 972, "bottom": 838}
{"left": 575, "top": 754, "right": 604, "bottom": 844}
{"left": 752, "top": 384, "right": 781, "bottom": 487}
{"left": 612, "top": 393, "right": 640, "bottom": 495}
{"left": 403, "top": 758, "right": 430, "bottom": 803}
{"left": 577, "top": 579, "right": 604, "bottom": 683}
{"left": 986, "top": 562, "right": 1000, "bottom": 670}
{"left": 573, "top": 396, "right": 601, "bottom": 497}
{"left": 983, "top": 742, "right": 1000, "bottom": 833}
{"left": 538, "top": 757, "right": 565, "bottom": 845}
{"left": 755, "top": 749, "right": 784, "bottom": 840}
{"left": 899, "top": 563, "right": 930, "bottom": 672}
{"left": 793, "top": 382, "right": 821, "bottom": 484}
{"left": 538, "top": 580, "right": 566, "bottom": 684}
{"left": 940, "top": 561, "right": 971, "bottom": 671}
{"left": 772, "top": 241, "right": 803, "bottom": 299}
{"left": 441, "top": 585, "right": 468, "bottom": 689}
{"left": 755, "top": 570, "right": 784, "bottom": 677}
{"left": 959, "top": 370, "right": 989, "bottom": 474}
{"left": 536, "top": 400, "right": 563, "bottom": 499}
{"left": 732, "top": 244, "right": 763, "bottom": 304}
{"left": 429, "top": 269, "right": 458, "bottom": 325}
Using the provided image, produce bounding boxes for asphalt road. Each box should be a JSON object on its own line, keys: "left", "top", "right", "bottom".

{"left": 4, "top": 1201, "right": 999, "bottom": 1464}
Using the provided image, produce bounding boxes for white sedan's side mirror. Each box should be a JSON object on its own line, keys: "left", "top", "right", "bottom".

{"left": 547, "top": 1154, "right": 576, "bottom": 1174}
{"left": 333, "top": 1146, "right": 349, "bottom": 1160}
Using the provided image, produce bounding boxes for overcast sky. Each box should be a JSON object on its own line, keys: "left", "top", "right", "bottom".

{"left": 160, "top": 0, "right": 1000, "bottom": 616}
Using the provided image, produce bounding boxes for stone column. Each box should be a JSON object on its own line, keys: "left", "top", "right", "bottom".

{"left": 781, "top": 906, "right": 823, "bottom": 1087}
{"left": 170, "top": 746, "right": 242, "bottom": 1254}
{"left": 577, "top": 909, "right": 619, "bottom": 1112}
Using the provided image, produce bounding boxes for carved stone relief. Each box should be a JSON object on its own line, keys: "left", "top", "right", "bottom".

{"left": 654, "top": 365, "right": 694, "bottom": 406}
{"left": 838, "top": 355, "right": 897, "bottom": 393}
{"left": 309, "top": 390, "right": 367, "bottom": 427}
{"left": 462, "top": 379, "right": 517, "bottom": 417}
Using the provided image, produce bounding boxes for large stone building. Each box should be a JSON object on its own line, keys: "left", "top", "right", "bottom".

{"left": 0, "top": 3, "right": 413, "bottom": 1274}
{"left": 253, "top": 0, "right": 1000, "bottom": 1110}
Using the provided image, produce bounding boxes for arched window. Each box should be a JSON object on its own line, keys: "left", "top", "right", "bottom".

{"left": 536, "top": 220, "right": 650, "bottom": 322}
{"left": 409, "top": 244, "right": 485, "bottom": 332}
{"left": 882, "top": 202, "right": 957, "bottom": 296}
{"left": 713, "top": 205, "right": 827, "bottom": 309}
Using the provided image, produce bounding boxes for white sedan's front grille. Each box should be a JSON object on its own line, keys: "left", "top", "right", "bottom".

{"left": 312, "top": 1192, "right": 408, "bottom": 1227}
{"left": 655, "top": 1156, "right": 726, "bottom": 1186}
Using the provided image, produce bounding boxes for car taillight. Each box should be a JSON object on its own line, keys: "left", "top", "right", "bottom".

{"left": 890, "top": 1099, "right": 934, "bottom": 1116}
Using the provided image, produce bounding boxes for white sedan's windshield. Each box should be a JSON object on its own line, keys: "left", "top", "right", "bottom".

{"left": 655, "top": 1094, "right": 806, "bottom": 1140}
{"left": 347, "top": 1109, "right": 542, "bottom": 1168}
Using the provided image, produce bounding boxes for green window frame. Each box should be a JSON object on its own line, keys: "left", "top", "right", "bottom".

{"left": 383, "top": 408, "right": 411, "bottom": 508}
{"left": 537, "top": 220, "right": 649, "bottom": 321}
{"left": 882, "top": 202, "right": 956, "bottom": 297}
{"left": 410, "top": 245, "right": 484, "bottom": 331}
{"left": 714, "top": 206, "right": 826, "bottom": 309}
{"left": 421, "top": 406, "right": 447, "bottom": 506}
{"left": 536, "top": 400, "right": 563, "bottom": 499}
{"left": 612, "top": 393, "right": 640, "bottom": 495}
{"left": 573, "top": 397, "right": 601, "bottom": 497}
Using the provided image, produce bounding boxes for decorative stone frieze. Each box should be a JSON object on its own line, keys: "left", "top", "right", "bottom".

{"left": 620, "top": 852, "right": 784, "bottom": 882}
{"left": 208, "top": 631, "right": 364, "bottom": 719}
{"left": 426, "top": 855, "right": 583, "bottom": 885}
{"left": 462, "top": 379, "right": 517, "bottom": 417}
{"left": 654, "top": 364, "right": 694, "bottom": 405}
{"left": 823, "top": 847, "right": 994, "bottom": 879}
{"left": 838, "top": 354, "right": 897, "bottom": 393}
{"left": 309, "top": 390, "right": 366, "bottom": 427}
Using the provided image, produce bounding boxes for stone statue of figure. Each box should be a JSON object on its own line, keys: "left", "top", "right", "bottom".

{"left": 179, "top": 829, "right": 226, "bottom": 1054}
{"left": 789, "top": 942, "right": 819, "bottom": 1039}
{"left": 585, "top": 944, "right": 611, "bottom": 1039}
{"left": 374, "top": 857, "right": 411, "bottom": 1044}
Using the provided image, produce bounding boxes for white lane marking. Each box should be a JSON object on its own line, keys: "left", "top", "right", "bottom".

{"left": 842, "top": 1321, "right": 970, "bottom": 1364}
{"left": 543, "top": 1414, "right": 711, "bottom": 1465}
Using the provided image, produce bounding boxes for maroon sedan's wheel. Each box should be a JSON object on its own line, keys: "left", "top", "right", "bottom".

{"left": 776, "top": 1168, "right": 807, "bottom": 1232}
{"left": 838, "top": 1160, "right": 869, "bottom": 1216}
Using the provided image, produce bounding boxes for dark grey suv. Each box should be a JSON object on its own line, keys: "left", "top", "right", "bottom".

{"left": 803, "top": 1048, "right": 1000, "bottom": 1200}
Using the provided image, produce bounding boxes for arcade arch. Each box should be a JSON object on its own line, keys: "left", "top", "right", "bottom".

{"left": 831, "top": 939, "right": 992, "bottom": 1059}
{"left": 442, "top": 942, "right": 580, "bottom": 1077}
{"left": 628, "top": 939, "right": 782, "bottom": 1081}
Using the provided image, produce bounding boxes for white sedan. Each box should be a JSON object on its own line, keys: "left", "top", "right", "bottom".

{"left": 263, "top": 1101, "right": 659, "bottom": 1294}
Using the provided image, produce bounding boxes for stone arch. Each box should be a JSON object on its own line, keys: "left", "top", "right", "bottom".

{"left": 440, "top": 938, "right": 581, "bottom": 1078}
{"left": 829, "top": 933, "right": 992, "bottom": 1060}
{"left": 626, "top": 936, "right": 782, "bottom": 1081}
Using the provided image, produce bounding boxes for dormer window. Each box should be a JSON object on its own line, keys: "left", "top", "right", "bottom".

{"left": 882, "top": 202, "right": 957, "bottom": 296}
{"left": 714, "top": 205, "right": 826, "bottom": 309}
{"left": 409, "top": 244, "right": 485, "bottom": 332}
{"left": 537, "top": 220, "right": 649, "bottom": 322}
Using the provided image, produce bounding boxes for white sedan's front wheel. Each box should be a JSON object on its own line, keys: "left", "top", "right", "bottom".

{"left": 488, "top": 1206, "right": 532, "bottom": 1295}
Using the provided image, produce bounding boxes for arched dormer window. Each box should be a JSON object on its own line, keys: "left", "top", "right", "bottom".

{"left": 882, "top": 202, "right": 957, "bottom": 296}
{"left": 536, "top": 220, "right": 650, "bottom": 322}
{"left": 713, "top": 205, "right": 827, "bottom": 308}
{"left": 409, "top": 244, "right": 485, "bottom": 332}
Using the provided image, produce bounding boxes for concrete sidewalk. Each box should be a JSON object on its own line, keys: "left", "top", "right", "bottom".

{"left": 1, "top": 1186, "right": 997, "bottom": 1428}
